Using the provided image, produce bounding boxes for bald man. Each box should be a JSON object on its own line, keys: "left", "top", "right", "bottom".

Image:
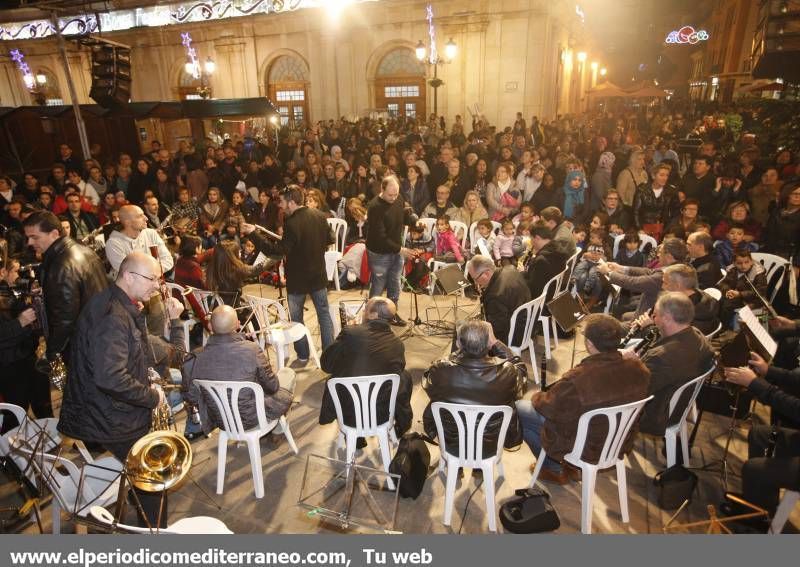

{"left": 182, "top": 305, "right": 295, "bottom": 436}
{"left": 105, "top": 204, "right": 173, "bottom": 279}
{"left": 319, "top": 297, "right": 413, "bottom": 441}
{"left": 58, "top": 251, "right": 185, "bottom": 528}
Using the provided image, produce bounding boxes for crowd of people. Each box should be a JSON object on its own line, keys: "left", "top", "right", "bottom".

{"left": 1, "top": 101, "right": 799, "bottom": 532}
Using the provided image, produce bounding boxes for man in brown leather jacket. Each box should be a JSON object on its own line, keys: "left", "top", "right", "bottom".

{"left": 517, "top": 314, "right": 651, "bottom": 484}
{"left": 422, "top": 320, "right": 527, "bottom": 456}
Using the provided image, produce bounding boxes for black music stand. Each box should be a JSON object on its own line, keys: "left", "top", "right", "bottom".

{"left": 543, "top": 291, "right": 589, "bottom": 391}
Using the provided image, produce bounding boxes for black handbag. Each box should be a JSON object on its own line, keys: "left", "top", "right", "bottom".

{"left": 653, "top": 465, "right": 698, "bottom": 510}
{"left": 388, "top": 432, "right": 431, "bottom": 499}
{"left": 499, "top": 487, "right": 561, "bottom": 533}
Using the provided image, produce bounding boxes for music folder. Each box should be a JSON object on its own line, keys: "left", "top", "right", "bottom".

{"left": 546, "top": 291, "right": 589, "bottom": 333}
{"left": 434, "top": 264, "right": 470, "bottom": 295}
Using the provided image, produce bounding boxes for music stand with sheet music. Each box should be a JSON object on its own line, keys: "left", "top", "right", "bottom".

{"left": 424, "top": 264, "right": 474, "bottom": 336}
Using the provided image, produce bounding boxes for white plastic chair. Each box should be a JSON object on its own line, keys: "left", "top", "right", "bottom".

{"left": 19, "top": 447, "right": 122, "bottom": 534}
{"left": 664, "top": 367, "right": 714, "bottom": 468}
{"left": 703, "top": 287, "right": 722, "bottom": 301}
{"left": 0, "top": 403, "right": 61, "bottom": 486}
{"left": 539, "top": 271, "right": 563, "bottom": 359}
{"left": 752, "top": 252, "right": 791, "bottom": 302}
{"left": 528, "top": 395, "right": 653, "bottom": 534}
{"left": 432, "top": 402, "right": 512, "bottom": 532}
{"left": 89, "top": 505, "right": 234, "bottom": 534}
{"left": 507, "top": 293, "right": 546, "bottom": 384}
{"left": 326, "top": 218, "right": 348, "bottom": 291}
{"left": 704, "top": 321, "right": 723, "bottom": 340}
{"left": 418, "top": 217, "right": 438, "bottom": 241}
{"left": 164, "top": 282, "right": 198, "bottom": 352}
{"left": 244, "top": 294, "right": 320, "bottom": 370}
{"left": 770, "top": 490, "right": 800, "bottom": 534}
{"left": 468, "top": 220, "right": 502, "bottom": 249}
{"left": 190, "top": 289, "right": 224, "bottom": 345}
{"left": 194, "top": 379, "right": 298, "bottom": 499}
{"left": 557, "top": 251, "right": 582, "bottom": 295}
{"left": 604, "top": 283, "right": 622, "bottom": 315}
{"left": 612, "top": 232, "right": 657, "bottom": 258}
{"left": 449, "top": 220, "right": 469, "bottom": 249}
{"left": 326, "top": 374, "right": 400, "bottom": 490}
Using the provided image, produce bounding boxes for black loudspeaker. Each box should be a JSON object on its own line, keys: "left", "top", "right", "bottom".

{"left": 89, "top": 45, "right": 131, "bottom": 108}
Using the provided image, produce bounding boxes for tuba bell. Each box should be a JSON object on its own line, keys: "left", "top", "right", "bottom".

{"left": 125, "top": 430, "right": 192, "bottom": 492}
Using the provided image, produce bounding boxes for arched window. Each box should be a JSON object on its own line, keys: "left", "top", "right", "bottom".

{"left": 178, "top": 68, "right": 211, "bottom": 100}
{"left": 31, "top": 68, "right": 62, "bottom": 106}
{"left": 267, "top": 54, "right": 310, "bottom": 127}
{"left": 375, "top": 48, "right": 426, "bottom": 119}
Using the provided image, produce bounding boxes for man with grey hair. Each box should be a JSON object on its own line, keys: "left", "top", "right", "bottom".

{"left": 628, "top": 291, "right": 714, "bottom": 436}
{"left": 422, "top": 319, "right": 527, "bottom": 455}
{"left": 599, "top": 236, "right": 689, "bottom": 319}
{"left": 319, "top": 297, "right": 413, "bottom": 443}
{"left": 467, "top": 254, "right": 530, "bottom": 344}
{"left": 365, "top": 174, "right": 423, "bottom": 326}
{"left": 686, "top": 230, "right": 722, "bottom": 289}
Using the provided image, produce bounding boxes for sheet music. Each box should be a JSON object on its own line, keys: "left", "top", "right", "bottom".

{"left": 254, "top": 251, "right": 269, "bottom": 266}
{"left": 738, "top": 306, "right": 777, "bottom": 358}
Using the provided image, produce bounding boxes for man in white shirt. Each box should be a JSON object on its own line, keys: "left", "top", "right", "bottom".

{"left": 105, "top": 205, "right": 173, "bottom": 279}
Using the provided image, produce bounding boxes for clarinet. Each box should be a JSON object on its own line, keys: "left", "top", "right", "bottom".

{"left": 619, "top": 308, "right": 654, "bottom": 348}
{"left": 633, "top": 326, "right": 660, "bottom": 356}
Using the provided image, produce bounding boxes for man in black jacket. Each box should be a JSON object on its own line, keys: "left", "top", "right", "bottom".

{"left": 22, "top": 211, "right": 108, "bottom": 365}
{"left": 423, "top": 319, "right": 526, "bottom": 455}
{"left": 724, "top": 351, "right": 800, "bottom": 524}
{"left": 687, "top": 231, "right": 722, "bottom": 290}
{"left": 525, "top": 221, "right": 571, "bottom": 299}
{"left": 63, "top": 192, "right": 100, "bottom": 241}
{"left": 466, "top": 255, "right": 531, "bottom": 345}
{"left": 0, "top": 256, "right": 51, "bottom": 433}
{"left": 319, "top": 298, "right": 413, "bottom": 440}
{"left": 365, "top": 174, "right": 422, "bottom": 326}
{"left": 242, "top": 185, "right": 335, "bottom": 365}
{"left": 58, "top": 252, "right": 185, "bottom": 527}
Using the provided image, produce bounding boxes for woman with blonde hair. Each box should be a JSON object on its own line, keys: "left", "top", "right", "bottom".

{"left": 615, "top": 149, "right": 648, "bottom": 207}
{"left": 344, "top": 197, "right": 368, "bottom": 245}
{"left": 454, "top": 190, "right": 488, "bottom": 227}
{"left": 486, "top": 162, "right": 520, "bottom": 221}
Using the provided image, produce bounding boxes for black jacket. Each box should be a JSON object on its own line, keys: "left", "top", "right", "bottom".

{"left": 482, "top": 265, "right": 531, "bottom": 344}
{"left": 0, "top": 282, "right": 36, "bottom": 365}
{"left": 423, "top": 341, "right": 526, "bottom": 455}
{"left": 597, "top": 205, "right": 633, "bottom": 231}
{"left": 633, "top": 183, "right": 679, "bottom": 228}
{"left": 319, "top": 320, "right": 413, "bottom": 437}
{"left": 525, "top": 239, "right": 572, "bottom": 300}
{"left": 39, "top": 237, "right": 108, "bottom": 359}
{"left": 689, "top": 290, "right": 720, "bottom": 336}
{"left": 365, "top": 195, "right": 418, "bottom": 254}
{"left": 250, "top": 206, "right": 332, "bottom": 294}
{"left": 691, "top": 255, "right": 723, "bottom": 290}
{"left": 58, "top": 285, "right": 168, "bottom": 443}
{"left": 64, "top": 210, "right": 101, "bottom": 240}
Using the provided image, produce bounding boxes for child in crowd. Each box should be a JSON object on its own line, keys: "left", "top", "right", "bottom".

{"left": 715, "top": 223, "right": 758, "bottom": 267}
{"left": 572, "top": 224, "right": 588, "bottom": 249}
{"left": 492, "top": 185, "right": 522, "bottom": 222}
{"left": 718, "top": 248, "right": 769, "bottom": 328}
{"left": 493, "top": 219, "right": 516, "bottom": 265}
{"left": 512, "top": 221, "right": 533, "bottom": 268}
{"left": 218, "top": 220, "right": 241, "bottom": 246}
{"left": 472, "top": 219, "right": 496, "bottom": 257}
{"left": 614, "top": 231, "right": 646, "bottom": 268}
{"left": 512, "top": 202, "right": 537, "bottom": 226}
{"left": 608, "top": 223, "right": 625, "bottom": 238}
{"left": 573, "top": 227, "right": 610, "bottom": 305}
{"left": 434, "top": 215, "right": 465, "bottom": 264}
{"left": 240, "top": 237, "right": 258, "bottom": 265}
{"left": 404, "top": 224, "right": 434, "bottom": 290}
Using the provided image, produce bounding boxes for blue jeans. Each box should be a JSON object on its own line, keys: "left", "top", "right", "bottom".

{"left": 167, "top": 369, "right": 203, "bottom": 436}
{"left": 287, "top": 287, "right": 334, "bottom": 360}
{"left": 368, "top": 250, "right": 404, "bottom": 306}
{"left": 516, "top": 399, "right": 562, "bottom": 473}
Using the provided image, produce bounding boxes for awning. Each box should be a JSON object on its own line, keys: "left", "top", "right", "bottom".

{"left": 586, "top": 82, "right": 628, "bottom": 97}
{"left": 623, "top": 83, "right": 668, "bottom": 98}
{"left": 736, "top": 80, "right": 784, "bottom": 94}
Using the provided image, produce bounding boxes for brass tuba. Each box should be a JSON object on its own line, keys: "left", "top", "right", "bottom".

{"left": 125, "top": 430, "right": 192, "bottom": 492}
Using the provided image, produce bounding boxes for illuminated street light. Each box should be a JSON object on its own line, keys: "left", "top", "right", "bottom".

{"left": 415, "top": 40, "right": 426, "bottom": 62}
{"left": 591, "top": 61, "right": 598, "bottom": 71}
{"left": 444, "top": 38, "right": 457, "bottom": 61}
{"left": 600, "top": 67, "right": 607, "bottom": 76}
{"left": 204, "top": 56, "right": 216, "bottom": 75}
{"left": 577, "top": 51, "right": 587, "bottom": 63}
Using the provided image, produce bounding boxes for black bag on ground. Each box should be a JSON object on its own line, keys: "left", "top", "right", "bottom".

{"left": 653, "top": 465, "right": 698, "bottom": 510}
{"left": 388, "top": 432, "right": 431, "bottom": 499}
{"left": 499, "top": 487, "right": 561, "bottom": 533}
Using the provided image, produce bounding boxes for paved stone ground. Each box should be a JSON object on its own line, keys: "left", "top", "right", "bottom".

{"left": 2, "top": 285, "right": 798, "bottom": 534}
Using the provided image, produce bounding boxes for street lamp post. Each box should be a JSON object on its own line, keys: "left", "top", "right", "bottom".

{"left": 415, "top": 5, "right": 457, "bottom": 118}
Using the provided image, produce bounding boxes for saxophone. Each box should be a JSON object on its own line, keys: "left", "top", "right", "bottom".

{"left": 148, "top": 368, "right": 176, "bottom": 431}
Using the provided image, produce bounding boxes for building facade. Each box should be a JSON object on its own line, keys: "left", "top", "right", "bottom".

{"left": 0, "top": 0, "right": 594, "bottom": 131}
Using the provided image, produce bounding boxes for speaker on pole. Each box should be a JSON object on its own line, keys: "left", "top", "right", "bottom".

{"left": 89, "top": 44, "right": 131, "bottom": 108}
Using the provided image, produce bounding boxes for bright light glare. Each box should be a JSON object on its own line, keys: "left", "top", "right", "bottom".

{"left": 35, "top": 71, "right": 46, "bottom": 84}
{"left": 600, "top": 67, "right": 607, "bottom": 76}
{"left": 204, "top": 57, "right": 216, "bottom": 75}
{"left": 577, "top": 51, "right": 587, "bottom": 62}
{"left": 23, "top": 73, "right": 34, "bottom": 89}
{"left": 269, "top": 115, "right": 279, "bottom": 125}
{"left": 184, "top": 60, "right": 195, "bottom": 74}
{"left": 445, "top": 38, "right": 457, "bottom": 60}
{"left": 415, "top": 40, "right": 426, "bottom": 61}
{"left": 590, "top": 61, "right": 598, "bottom": 71}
